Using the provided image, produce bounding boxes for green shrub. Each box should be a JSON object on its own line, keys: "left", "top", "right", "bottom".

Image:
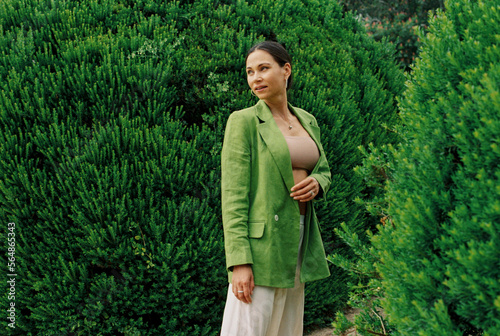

{"left": 329, "top": 219, "right": 396, "bottom": 336}
{"left": 364, "top": 0, "right": 500, "bottom": 334}
{"left": 340, "top": 0, "right": 444, "bottom": 70}
{"left": 0, "top": 0, "right": 403, "bottom": 334}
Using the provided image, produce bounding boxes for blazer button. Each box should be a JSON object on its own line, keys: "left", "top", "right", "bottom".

{"left": 274, "top": 214, "right": 279, "bottom": 221}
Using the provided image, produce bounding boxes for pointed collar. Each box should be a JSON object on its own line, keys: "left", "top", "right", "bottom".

{"left": 254, "top": 99, "right": 273, "bottom": 122}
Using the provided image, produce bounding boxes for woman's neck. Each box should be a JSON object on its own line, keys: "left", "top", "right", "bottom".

{"left": 264, "top": 96, "right": 290, "bottom": 119}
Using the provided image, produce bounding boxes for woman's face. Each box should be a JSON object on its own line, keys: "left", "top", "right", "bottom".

{"left": 246, "top": 49, "right": 290, "bottom": 101}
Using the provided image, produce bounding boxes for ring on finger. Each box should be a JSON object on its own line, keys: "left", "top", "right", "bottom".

{"left": 310, "top": 190, "right": 315, "bottom": 196}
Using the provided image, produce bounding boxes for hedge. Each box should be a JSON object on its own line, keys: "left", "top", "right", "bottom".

{"left": 370, "top": 0, "right": 500, "bottom": 334}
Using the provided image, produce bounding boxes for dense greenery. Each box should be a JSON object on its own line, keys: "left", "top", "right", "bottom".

{"left": 341, "top": 0, "right": 444, "bottom": 70}
{"left": 0, "top": 0, "right": 404, "bottom": 334}
{"left": 333, "top": 0, "right": 500, "bottom": 334}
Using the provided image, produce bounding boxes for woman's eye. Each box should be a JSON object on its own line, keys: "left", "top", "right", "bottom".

{"left": 247, "top": 70, "right": 254, "bottom": 75}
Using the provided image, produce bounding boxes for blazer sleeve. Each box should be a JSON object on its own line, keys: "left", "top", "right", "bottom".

{"left": 309, "top": 116, "right": 331, "bottom": 200}
{"left": 221, "top": 112, "right": 253, "bottom": 271}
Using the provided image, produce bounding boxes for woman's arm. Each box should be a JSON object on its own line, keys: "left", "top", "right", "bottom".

{"left": 221, "top": 112, "right": 254, "bottom": 271}
{"left": 310, "top": 116, "right": 331, "bottom": 199}
{"left": 221, "top": 112, "right": 257, "bottom": 303}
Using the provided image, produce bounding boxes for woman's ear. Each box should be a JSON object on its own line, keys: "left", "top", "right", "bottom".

{"left": 284, "top": 63, "right": 292, "bottom": 80}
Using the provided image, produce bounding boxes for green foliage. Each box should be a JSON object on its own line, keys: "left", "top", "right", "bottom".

{"left": 340, "top": 0, "right": 445, "bottom": 70}
{"left": 331, "top": 143, "right": 399, "bottom": 336}
{"left": 329, "top": 221, "right": 396, "bottom": 336}
{"left": 355, "top": 0, "right": 500, "bottom": 334}
{"left": 0, "top": 0, "right": 404, "bottom": 334}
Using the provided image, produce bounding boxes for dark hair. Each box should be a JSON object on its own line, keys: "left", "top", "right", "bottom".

{"left": 245, "top": 41, "right": 293, "bottom": 90}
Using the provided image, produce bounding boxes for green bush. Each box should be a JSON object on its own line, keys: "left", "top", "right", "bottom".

{"left": 329, "top": 219, "right": 395, "bottom": 336}
{"left": 0, "top": 0, "right": 403, "bottom": 334}
{"left": 340, "top": 0, "right": 444, "bottom": 70}
{"left": 363, "top": 0, "right": 499, "bottom": 334}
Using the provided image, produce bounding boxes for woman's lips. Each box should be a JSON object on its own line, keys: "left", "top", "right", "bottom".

{"left": 255, "top": 86, "right": 267, "bottom": 92}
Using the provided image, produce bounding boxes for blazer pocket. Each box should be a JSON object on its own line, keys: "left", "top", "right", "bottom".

{"left": 248, "top": 221, "right": 265, "bottom": 239}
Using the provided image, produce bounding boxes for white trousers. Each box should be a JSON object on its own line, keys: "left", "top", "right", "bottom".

{"left": 221, "top": 216, "right": 305, "bottom": 336}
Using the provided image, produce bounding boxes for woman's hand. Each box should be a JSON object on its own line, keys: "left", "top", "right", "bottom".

{"left": 232, "top": 264, "right": 254, "bottom": 304}
{"left": 290, "top": 176, "right": 319, "bottom": 202}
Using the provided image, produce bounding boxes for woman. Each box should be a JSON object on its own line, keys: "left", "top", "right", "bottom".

{"left": 220, "top": 40, "right": 331, "bottom": 336}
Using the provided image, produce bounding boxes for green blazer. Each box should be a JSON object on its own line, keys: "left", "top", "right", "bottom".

{"left": 221, "top": 100, "right": 331, "bottom": 288}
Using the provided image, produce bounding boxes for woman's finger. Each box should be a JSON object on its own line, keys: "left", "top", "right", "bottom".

{"left": 291, "top": 176, "right": 316, "bottom": 192}
{"left": 235, "top": 282, "right": 253, "bottom": 304}
{"left": 291, "top": 181, "right": 318, "bottom": 199}
{"left": 243, "top": 283, "right": 253, "bottom": 303}
{"left": 291, "top": 177, "right": 318, "bottom": 195}
{"left": 290, "top": 184, "right": 312, "bottom": 197}
{"left": 290, "top": 179, "right": 308, "bottom": 192}
{"left": 293, "top": 190, "right": 316, "bottom": 202}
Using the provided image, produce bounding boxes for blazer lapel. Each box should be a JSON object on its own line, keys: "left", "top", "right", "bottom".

{"left": 290, "top": 104, "right": 321, "bottom": 145}
{"left": 290, "top": 104, "right": 323, "bottom": 173}
{"left": 255, "top": 101, "right": 295, "bottom": 193}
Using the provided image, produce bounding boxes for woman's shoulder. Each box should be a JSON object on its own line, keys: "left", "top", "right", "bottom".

{"left": 290, "top": 105, "right": 319, "bottom": 125}
{"left": 226, "top": 103, "right": 260, "bottom": 124}
{"left": 293, "top": 106, "right": 314, "bottom": 117}
{"left": 223, "top": 104, "right": 260, "bottom": 134}
{"left": 231, "top": 105, "right": 257, "bottom": 118}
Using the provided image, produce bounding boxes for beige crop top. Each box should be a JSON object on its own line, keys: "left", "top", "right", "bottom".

{"left": 284, "top": 136, "right": 320, "bottom": 171}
